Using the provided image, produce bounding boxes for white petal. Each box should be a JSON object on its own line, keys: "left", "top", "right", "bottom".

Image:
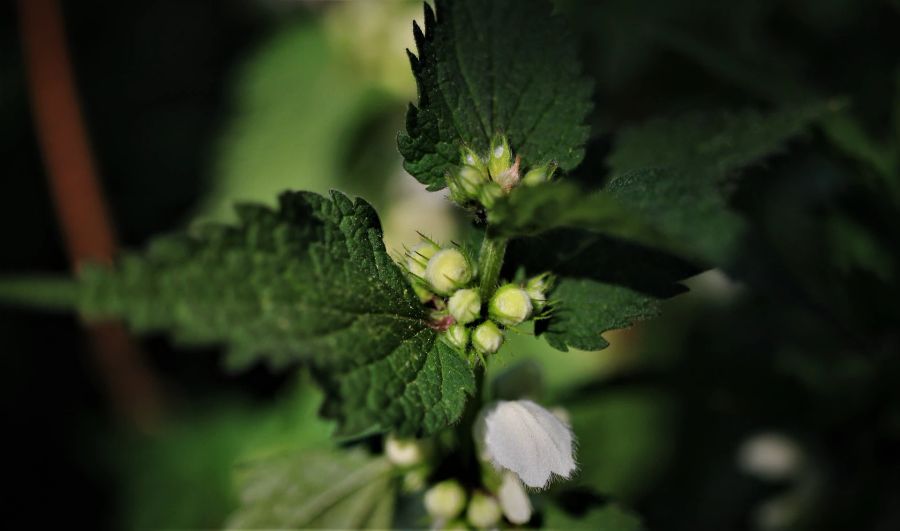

{"left": 497, "top": 471, "right": 532, "bottom": 524}
{"left": 478, "top": 400, "right": 576, "bottom": 488}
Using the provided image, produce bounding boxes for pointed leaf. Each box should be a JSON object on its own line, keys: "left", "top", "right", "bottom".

{"left": 399, "top": 0, "right": 592, "bottom": 189}
{"left": 76, "top": 191, "right": 474, "bottom": 436}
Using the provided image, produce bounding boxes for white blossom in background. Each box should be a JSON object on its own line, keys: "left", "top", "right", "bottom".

{"left": 474, "top": 400, "right": 577, "bottom": 489}
{"left": 497, "top": 471, "right": 532, "bottom": 524}
{"left": 737, "top": 432, "right": 803, "bottom": 482}
{"left": 384, "top": 435, "right": 425, "bottom": 467}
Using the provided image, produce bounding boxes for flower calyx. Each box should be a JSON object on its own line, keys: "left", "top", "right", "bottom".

{"left": 446, "top": 134, "right": 558, "bottom": 210}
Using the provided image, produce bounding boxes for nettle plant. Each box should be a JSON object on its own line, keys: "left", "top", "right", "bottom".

{"left": 4, "top": 0, "right": 839, "bottom": 528}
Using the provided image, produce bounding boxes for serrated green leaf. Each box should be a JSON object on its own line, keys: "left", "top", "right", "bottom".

{"left": 544, "top": 502, "right": 644, "bottom": 531}
{"left": 76, "top": 190, "right": 474, "bottom": 437}
{"left": 539, "top": 278, "right": 661, "bottom": 352}
{"left": 316, "top": 336, "right": 476, "bottom": 437}
{"left": 506, "top": 229, "right": 695, "bottom": 352}
{"left": 398, "top": 0, "right": 592, "bottom": 189}
{"left": 226, "top": 449, "right": 396, "bottom": 529}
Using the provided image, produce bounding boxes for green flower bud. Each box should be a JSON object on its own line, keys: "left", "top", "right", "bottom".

{"left": 385, "top": 435, "right": 425, "bottom": 467}
{"left": 457, "top": 164, "right": 487, "bottom": 196}
{"left": 525, "top": 273, "right": 554, "bottom": 310}
{"left": 425, "top": 248, "right": 473, "bottom": 295}
{"left": 489, "top": 284, "right": 533, "bottom": 326}
{"left": 478, "top": 181, "right": 504, "bottom": 209}
{"left": 406, "top": 241, "right": 440, "bottom": 278}
{"left": 461, "top": 146, "right": 488, "bottom": 173}
{"left": 472, "top": 320, "right": 504, "bottom": 354}
{"left": 488, "top": 134, "right": 512, "bottom": 179}
{"left": 494, "top": 155, "right": 521, "bottom": 192}
{"left": 448, "top": 288, "right": 481, "bottom": 324}
{"left": 467, "top": 492, "right": 502, "bottom": 528}
{"left": 522, "top": 161, "right": 558, "bottom": 186}
{"left": 403, "top": 468, "right": 427, "bottom": 492}
{"left": 444, "top": 323, "right": 470, "bottom": 351}
{"left": 412, "top": 281, "right": 434, "bottom": 304}
{"left": 424, "top": 479, "right": 467, "bottom": 520}
{"left": 446, "top": 174, "right": 468, "bottom": 204}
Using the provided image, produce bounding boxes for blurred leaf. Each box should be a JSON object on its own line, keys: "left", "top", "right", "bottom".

{"left": 398, "top": 0, "right": 592, "bottom": 189}
{"left": 76, "top": 191, "right": 473, "bottom": 437}
{"left": 226, "top": 448, "right": 396, "bottom": 529}
{"left": 116, "top": 382, "right": 333, "bottom": 530}
{"left": 607, "top": 167, "right": 745, "bottom": 263}
{"left": 203, "top": 20, "right": 397, "bottom": 220}
{"left": 544, "top": 502, "right": 644, "bottom": 530}
{"left": 820, "top": 108, "right": 899, "bottom": 198}
{"left": 566, "top": 389, "right": 674, "bottom": 500}
{"left": 606, "top": 104, "right": 832, "bottom": 263}
{"left": 826, "top": 213, "right": 895, "bottom": 281}
{"left": 608, "top": 103, "right": 830, "bottom": 177}
{"left": 488, "top": 331, "right": 619, "bottom": 400}
{"left": 488, "top": 182, "right": 667, "bottom": 250}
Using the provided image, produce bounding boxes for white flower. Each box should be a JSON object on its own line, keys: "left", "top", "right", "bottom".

{"left": 475, "top": 400, "right": 576, "bottom": 489}
{"left": 497, "top": 471, "right": 532, "bottom": 524}
{"left": 737, "top": 432, "right": 803, "bottom": 481}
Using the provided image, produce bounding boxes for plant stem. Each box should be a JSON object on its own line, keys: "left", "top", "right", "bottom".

{"left": 18, "top": 0, "right": 163, "bottom": 432}
{"left": 477, "top": 232, "right": 508, "bottom": 300}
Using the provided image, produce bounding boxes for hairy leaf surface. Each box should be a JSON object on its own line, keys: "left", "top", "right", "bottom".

{"left": 226, "top": 449, "right": 395, "bottom": 529}
{"left": 398, "top": 0, "right": 592, "bottom": 189}
{"left": 78, "top": 191, "right": 474, "bottom": 437}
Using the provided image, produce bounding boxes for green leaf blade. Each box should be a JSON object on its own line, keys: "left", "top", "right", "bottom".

{"left": 76, "top": 190, "right": 475, "bottom": 437}
{"left": 607, "top": 103, "right": 832, "bottom": 178}
{"left": 539, "top": 278, "right": 662, "bottom": 352}
{"left": 226, "top": 449, "right": 396, "bottom": 530}
{"left": 604, "top": 104, "right": 833, "bottom": 264}
{"left": 316, "top": 336, "right": 475, "bottom": 438}
{"left": 399, "top": 0, "right": 592, "bottom": 189}
{"left": 506, "top": 230, "right": 696, "bottom": 352}
{"left": 488, "top": 181, "right": 671, "bottom": 250}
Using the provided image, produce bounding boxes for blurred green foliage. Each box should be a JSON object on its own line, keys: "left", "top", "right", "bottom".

{"left": 113, "top": 379, "right": 332, "bottom": 529}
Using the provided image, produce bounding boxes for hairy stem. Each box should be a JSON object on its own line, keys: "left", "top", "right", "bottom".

{"left": 477, "top": 233, "right": 508, "bottom": 300}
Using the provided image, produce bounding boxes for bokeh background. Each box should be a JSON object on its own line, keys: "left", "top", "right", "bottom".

{"left": 1, "top": 0, "right": 898, "bottom": 529}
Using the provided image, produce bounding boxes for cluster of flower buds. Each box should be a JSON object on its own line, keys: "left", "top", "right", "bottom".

{"left": 383, "top": 435, "right": 518, "bottom": 528}
{"left": 388, "top": 398, "right": 575, "bottom": 529}
{"left": 446, "top": 134, "right": 557, "bottom": 209}
{"left": 402, "top": 236, "right": 554, "bottom": 363}
{"left": 421, "top": 478, "right": 517, "bottom": 529}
